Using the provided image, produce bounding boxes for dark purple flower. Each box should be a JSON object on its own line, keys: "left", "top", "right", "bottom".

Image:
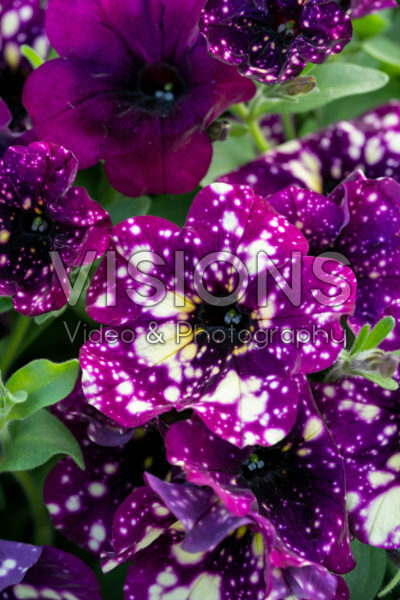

{"left": 220, "top": 101, "right": 400, "bottom": 197}
{"left": 198, "top": 0, "right": 352, "bottom": 86}
{"left": 0, "top": 141, "right": 111, "bottom": 316}
{"left": 22, "top": 0, "right": 255, "bottom": 198}
{"left": 0, "top": 1, "right": 49, "bottom": 131}
{"left": 242, "top": 172, "right": 400, "bottom": 329}
{"left": 312, "top": 376, "right": 400, "bottom": 549}
{"left": 105, "top": 477, "right": 347, "bottom": 600}
{"left": 349, "top": 0, "right": 398, "bottom": 19}
{"left": 0, "top": 539, "right": 101, "bottom": 599}
{"left": 165, "top": 377, "right": 354, "bottom": 573}
{"left": 45, "top": 382, "right": 168, "bottom": 557}
{"left": 272, "top": 172, "right": 400, "bottom": 328}
{"left": 332, "top": 174, "right": 400, "bottom": 329}
{"left": 80, "top": 183, "right": 356, "bottom": 448}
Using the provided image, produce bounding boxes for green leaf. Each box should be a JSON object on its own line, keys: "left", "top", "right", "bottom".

{"left": 0, "top": 297, "right": 13, "bottom": 314}
{"left": 350, "top": 324, "right": 371, "bottom": 356}
{"left": 148, "top": 188, "right": 201, "bottom": 227}
{"left": 34, "top": 305, "right": 67, "bottom": 325}
{"left": 352, "top": 13, "right": 390, "bottom": 39}
{"left": 363, "top": 316, "right": 396, "bottom": 351}
{"left": 356, "top": 371, "right": 399, "bottom": 390}
{"left": 254, "top": 63, "right": 389, "bottom": 115}
{"left": 0, "top": 409, "right": 84, "bottom": 472}
{"left": 6, "top": 359, "right": 79, "bottom": 422}
{"left": 229, "top": 123, "right": 249, "bottom": 137}
{"left": 363, "top": 36, "right": 400, "bottom": 68}
{"left": 107, "top": 194, "right": 151, "bottom": 225}
{"left": 343, "top": 539, "right": 387, "bottom": 600}
{"left": 201, "top": 135, "right": 257, "bottom": 186}
{"left": 321, "top": 79, "right": 400, "bottom": 127}
{"left": 378, "top": 568, "right": 400, "bottom": 597}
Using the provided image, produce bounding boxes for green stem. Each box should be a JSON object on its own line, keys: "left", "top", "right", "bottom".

{"left": 0, "top": 315, "right": 32, "bottom": 377}
{"left": 248, "top": 119, "right": 270, "bottom": 153}
{"left": 281, "top": 113, "right": 296, "bottom": 141}
{"left": 13, "top": 470, "right": 53, "bottom": 546}
{"left": 230, "top": 102, "right": 250, "bottom": 122}
{"left": 231, "top": 102, "right": 270, "bottom": 153}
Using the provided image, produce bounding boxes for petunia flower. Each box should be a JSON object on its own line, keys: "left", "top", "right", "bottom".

{"left": 164, "top": 377, "right": 354, "bottom": 573}
{"left": 105, "top": 475, "right": 349, "bottom": 600}
{"left": 0, "top": 141, "right": 111, "bottom": 316}
{"left": 80, "top": 183, "right": 356, "bottom": 448}
{"left": 198, "top": 0, "right": 352, "bottom": 86}
{"left": 349, "top": 0, "right": 398, "bottom": 19}
{"left": 22, "top": 0, "right": 255, "bottom": 198}
{"left": 0, "top": 0, "right": 49, "bottom": 131}
{"left": 312, "top": 375, "right": 400, "bottom": 549}
{"left": 44, "top": 381, "right": 168, "bottom": 556}
{"left": 0, "top": 539, "right": 101, "bottom": 599}
{"left": 220, "top": 101, "right": 400, "bottom": 197}
{"left": 246, "top": 172, "right": 400, "bottom": 329}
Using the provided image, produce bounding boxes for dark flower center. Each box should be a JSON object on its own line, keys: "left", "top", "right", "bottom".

{"left": 137, "top": 64, "right": 185, "bottom": 113}
{"left": 242, "top": 444, "right": 290, "bottom": 501}
{"left": 20, "top": 211, "right": 52, "bottom": 236}
{"left": 275, "top": 18, "right": 298, "bottom": 40}
{"left": 195, "top": 302, "right": 251, "bottom": 344}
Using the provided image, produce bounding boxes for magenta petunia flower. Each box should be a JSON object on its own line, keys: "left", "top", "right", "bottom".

{"left": 105, "top": 476, "right": 349, "bottom": 600}
{"left": 198, "top": 0, "right": 352, "bottom": 86}
{"left": 220, "top": 101, "right": 400, "bottom": 197}
{"left": 22, "top": 0, "right": 255, "bottom": 198}
{"left": 0, "top": 539, "right": 101, "bottom": 599}
{"left": 80, "top": 183, "right": 356, "bottom": 449}
{"left": 164, "top": 378, "right": 354, "bottom": 573}
{"left": 44, "top": 382, "right": 167, "bottom": 556}
{"left": 0, "top": 141, "right": 111, "bottom": 316}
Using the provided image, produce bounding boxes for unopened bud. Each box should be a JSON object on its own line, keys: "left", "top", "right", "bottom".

{"left": 279, "top": 75, "right": 317, "bottom": 97}
{"left": 207, "top": 119, "right": 232, "bottom": 142}
{"left": 352, "top": 349, "right": 400, "bottom": 379}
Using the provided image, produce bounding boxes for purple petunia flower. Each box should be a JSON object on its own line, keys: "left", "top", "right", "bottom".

{"left": 164, "top": 377, "right": 354, "bottom": 573}
{"left": 0, "top": 141, "right": 111, "bottom": 316}
{"left": 105, "top": 475, "right": 349, "bottom": 600}
{"left": 220, "top": 101, "right": 400, "bottom": 197}
{"left": 198, "top": 0, "right": 352, "bottom": 86}
{"left": 311, "top": 304, "right": 400, "bottom": 548}
{"left": 0, "top": 539, "right": 101, "bottom": 599}
{"left": 22, "top": 0, "right": 255, "bottom": 198}
{"left": 0, "top": 1, "right": 49, "bottom": 131}
{"left": 45, "top": 381, "right": 168, "bottom": 556}
{"left": 312, "top": 375, "right": 400, "bottom": 549}
{"left": 80, "top": 183, "right": 356, "bottom": 448}
{"left": 258, "top": 172, "right": 400, "bottom": 329}
{"left": 349, "top": 0, "right": 398, "bottom": 19}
